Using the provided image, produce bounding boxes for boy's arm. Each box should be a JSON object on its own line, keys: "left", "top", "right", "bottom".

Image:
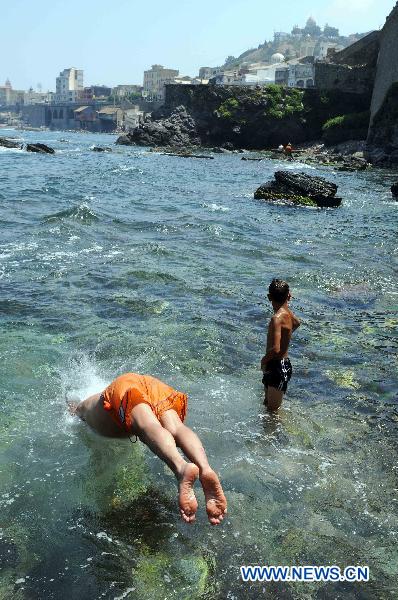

{"left": 292, "top": 313, "right": 301, "bottom": 332}
{"left": 260, "top": 316, "right": 282, "bottom": 369}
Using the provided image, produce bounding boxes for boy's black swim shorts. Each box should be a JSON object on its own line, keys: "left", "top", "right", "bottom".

{"left": 262, "top": 358, "right": 292, "bottom": 393}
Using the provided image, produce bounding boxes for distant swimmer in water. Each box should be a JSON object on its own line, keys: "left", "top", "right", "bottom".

{"left": 68, "top": 372, "right": 227, "bottom": 525}
{"left": 260, "top": 279, "right": 301, "bottom": 411}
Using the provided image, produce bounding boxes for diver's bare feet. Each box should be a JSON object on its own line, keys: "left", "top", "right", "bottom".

{"left": 178, "top": 463, "right": 199, "bottom": 524}
{"left": 200, "top": 468, "right": 227, "bottom": 525}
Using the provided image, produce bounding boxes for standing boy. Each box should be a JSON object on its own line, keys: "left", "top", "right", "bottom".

{"left": 69, "top": 372, "right": 227, "bottom": 525}
{"left": 260, "top": 279, "right": 300, "bottom": 411}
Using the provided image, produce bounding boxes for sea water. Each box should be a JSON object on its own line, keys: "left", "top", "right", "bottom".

{"left": 0, "top": 130, "right": 397, "bottom": 599}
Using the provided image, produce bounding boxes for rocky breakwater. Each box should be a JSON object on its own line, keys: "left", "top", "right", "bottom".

{"left": 116, "top": 106, "right": 201, "bottom": 148}
{"left": 254, "top": 171, "right": 341, "bottom": 207}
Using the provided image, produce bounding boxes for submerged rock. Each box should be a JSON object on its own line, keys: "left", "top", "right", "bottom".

{"left": 132, "top": 552, "right": 212, "bottom": 599}
{"left": 254, "top": 171, "right": 341, "bottom": 207}
{"left": 26, "top": 143, "right": 55, "bottom": 154}
{"left": 91, "top": 146, "right": 112, "bottom": 152}
{"left": 0, "top": 137, "right": 22, "bottom": 149}
{"left": 162, "top": 152, "right": 214, "bottom": 159}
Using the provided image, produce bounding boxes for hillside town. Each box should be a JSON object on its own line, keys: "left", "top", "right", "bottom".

{"left": 0, "top": 18, "right": 371, "bottom": 132}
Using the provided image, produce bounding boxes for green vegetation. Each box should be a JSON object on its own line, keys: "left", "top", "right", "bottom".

{"left": 322, "top": 111, "right": 370, "bottom": 144}
{"left": 217, "top": 97, "right": 240, "bottom": 120}
{"left": 216, "top": 86, "right": 304, "bottom": 123}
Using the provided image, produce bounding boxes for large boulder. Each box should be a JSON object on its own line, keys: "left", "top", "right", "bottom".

{"left": 26, "top": 143, "right": 55, "bottom": 154}
{"left": 116, "top": 105, "right": 201, "bottom": 148}
{"left": 0, "top": 137, "right": 22, "bottom": 149}
{"left": 254, "top": 171, "right": 341, "bottom": 207}
{"left": 115, "top": 134, "right": 134, "bottom": 145}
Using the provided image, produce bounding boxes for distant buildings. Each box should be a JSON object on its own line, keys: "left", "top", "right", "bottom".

{"left": 143, "top": 65, "right": 179, "bottom": 101}
{"left": 112, "top": 84, "right": 143, "bottom": 98}
{"left": 0, "top": 79, "right": 25, "bottom": 105}
{"left": 80, "top": 85, "right": 112, "bottom": 101}
{"left": 55, "top": 68, "right": 84, "bottom": 103}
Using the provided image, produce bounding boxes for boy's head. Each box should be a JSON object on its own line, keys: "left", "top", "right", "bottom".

{"left": 268, "top": 279, "right": 290, "bottom": 304}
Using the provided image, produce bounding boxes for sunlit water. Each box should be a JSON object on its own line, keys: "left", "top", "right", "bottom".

{"left": 0, "top": 129, "right": 397, "bottom": 599}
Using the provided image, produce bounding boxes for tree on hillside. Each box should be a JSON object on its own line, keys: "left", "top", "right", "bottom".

{"left": 324, "top": 24, "right": 339, "bottom": 37}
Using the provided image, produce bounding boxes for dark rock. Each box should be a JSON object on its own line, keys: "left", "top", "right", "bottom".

{"left": 274, "top": 171, "right": 338, "bottom": 198}
{"left": 116, "top": 134, "right": 135, "bottom": 145}
{"left": 0, "top": 137, "right": 22, "bottom": 149}
{"left": 391, "top": 182, "right": 398, "bottom": 198}
{"left": 162, "top": 152, "right": 214, "bottom": 159}
{"left": 118, "top": 105, "right": 201, "bottom": 148}
{"left": 254, "top": 171, "right": 341, "bottom": 208}
{"left": 242, "top": 157, "right": 263, "bottom": 161}
{"left": 92, "top": 146, "right": 112, "bottom": 152}
{"left": 26, "top": 143, "right": 55, "bottom": 154}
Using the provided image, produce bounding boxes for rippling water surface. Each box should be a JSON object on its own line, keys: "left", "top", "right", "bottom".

{"left": 1, "top": 130, "right": 397, "bottom": 599}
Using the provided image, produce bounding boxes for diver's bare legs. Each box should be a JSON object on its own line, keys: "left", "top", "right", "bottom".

{"left": 160, "top": 410, "right": 227, "bottom": 525}
{"left": 265, "top": 386, "right": 284, "bottom": 411}
{"left": 130, "top": 403, "right": 199, "bottom": 523}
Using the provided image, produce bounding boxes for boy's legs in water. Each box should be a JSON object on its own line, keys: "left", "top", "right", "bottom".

{"left": 130, "top": 404, "right": 227, "bottom": 525}
{"left": 159, "top": 409, "right": 227, "bottom": 525}
{"left": 265, "top": 386, "right": 284, "bottom": 411}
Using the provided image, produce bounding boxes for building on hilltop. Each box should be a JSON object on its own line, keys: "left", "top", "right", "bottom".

{"left": 0, "top": 79, "right": 25, "bottom": 106}
{"left": 143, "top": 65, "right": 179, "bottom": 101}
{"left": 112, "top": 84, "right": 143, "bottom": 98}
{"left": 55, "top": 68, "right": 84, "bottom": 103}
{"left": 199, "top": 66, "right": 223, "bottom": 79}
{"left": 80, "top": 85, "right": 112, "bottom": 101}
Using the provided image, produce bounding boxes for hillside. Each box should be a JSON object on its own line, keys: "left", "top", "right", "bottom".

{"left": 221, "top": 17, "right": 370, "bottom": 68}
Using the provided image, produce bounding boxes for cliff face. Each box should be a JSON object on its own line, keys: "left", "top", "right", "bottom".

{"left": 126, "top": 84, "right": 370, "bottom": 150}
{"left": 367, "top": 2, "right": 398, "bottom": 165}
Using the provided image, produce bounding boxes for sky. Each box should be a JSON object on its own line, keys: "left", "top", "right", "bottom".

{"left": 0, "top": 0, "right": 395, "bottom": 91}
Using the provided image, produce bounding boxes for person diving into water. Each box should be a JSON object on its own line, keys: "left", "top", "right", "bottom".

{"left": 68, "top": 372, "right": 227, "bottom": 525}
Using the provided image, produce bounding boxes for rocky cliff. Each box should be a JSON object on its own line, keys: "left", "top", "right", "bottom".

{"left": 120, "top": 84, "right": 371, "bottom": 150}
{"left": 366, "top": 2, "right": 398, "bottom": 165}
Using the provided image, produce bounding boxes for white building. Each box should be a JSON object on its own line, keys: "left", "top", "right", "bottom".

{"left": 55, "top": 68, "right": 84, "bottom": 103}
{"left": 143, "top": 65, "right": 179, "bottom": 101}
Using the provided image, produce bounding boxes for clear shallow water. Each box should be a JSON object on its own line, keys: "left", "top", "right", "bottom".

{"left": 0, "top": 129, "right": 397, "bottom": 599}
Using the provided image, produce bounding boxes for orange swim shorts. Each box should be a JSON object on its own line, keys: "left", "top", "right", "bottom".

{"left": 101, "top": 373, "right": 187, "bottom": 432}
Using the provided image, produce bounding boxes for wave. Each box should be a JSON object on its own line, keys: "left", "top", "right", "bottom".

{"left": 43, "top": 203, "right": 99, "bottom": 224}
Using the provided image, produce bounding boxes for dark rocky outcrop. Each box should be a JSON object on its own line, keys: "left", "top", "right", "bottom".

{"left": 0, "top": 137, "right": 22, "bottom": 149}
{"left": 391, "top": 182, "right": 398, "bottom": 197}
{"left": 26, "top": 143, "right": 55, "bottom": 154}
{"left": 254, "top": 171, "right": 341, "bottom": 207}
{"left": 116, "top": 85, "right": 371, "bottom": 150}
{"left": 116, "top": 105, "right": 201, "bottom": 148}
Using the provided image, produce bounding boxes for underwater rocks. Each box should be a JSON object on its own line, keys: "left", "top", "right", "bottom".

{"left": 116, "top": 105, "right": 201, "bottom": 148}
{"left": 391, "top": 182, "right": 398, "bottom": 198}
{"left": 254, "top": 171, "right": 342, "bottom": 207}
